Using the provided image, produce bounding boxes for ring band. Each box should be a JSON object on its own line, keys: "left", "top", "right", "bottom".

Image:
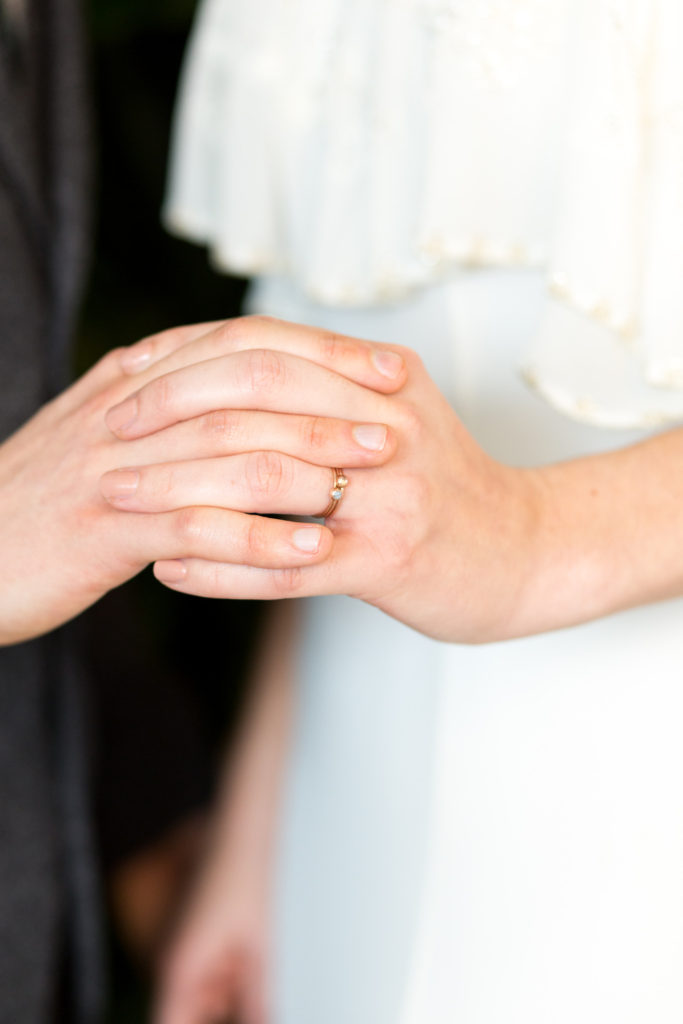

{"left": 316, "top": 468, "right": 348, "bottom": 519}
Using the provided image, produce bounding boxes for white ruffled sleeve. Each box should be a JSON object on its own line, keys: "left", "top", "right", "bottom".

{"left": 165, "top": 0, "right": 683, "bottom": 430}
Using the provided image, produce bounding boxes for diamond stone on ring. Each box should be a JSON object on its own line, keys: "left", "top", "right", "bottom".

{"left": 316, "top": 468, "right": 348, "bottom": 519}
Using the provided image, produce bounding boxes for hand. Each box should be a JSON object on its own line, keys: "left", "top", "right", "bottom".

{"left": 0, "top": 320, "right": 398, "bottom": 645}
{"left": 102, "top": 316, "right": 544, "bottom": 643}
{"left": 154, "top": 849, "right": 269, "bottom": 1024}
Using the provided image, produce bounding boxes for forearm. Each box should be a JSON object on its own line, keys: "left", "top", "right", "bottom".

{"left": 516, "top": 425, "right": 683, "bottom": 635}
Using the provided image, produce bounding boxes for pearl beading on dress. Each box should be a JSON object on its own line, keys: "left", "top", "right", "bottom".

{"left": 548, "top": 272, "right": 638, "bottom": 341}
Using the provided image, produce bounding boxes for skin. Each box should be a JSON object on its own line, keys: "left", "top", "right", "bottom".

{"left": 0, "top": 319, "right": 398, "bottom": 646}
{"left": 103, "top": 314, "right": 683, "bottom": 643}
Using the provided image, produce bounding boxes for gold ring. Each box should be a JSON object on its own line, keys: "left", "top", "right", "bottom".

{"left": 316, "top": 468, "right": 348, "bottom": 519}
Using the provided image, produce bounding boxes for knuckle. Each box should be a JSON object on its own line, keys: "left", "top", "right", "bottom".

{"left": 242, "top": 313, "right": 278, "bottom": 328}
{"left": 214, "top": 317, "right": 241, "bottom": 350}
{"left": 138, "top": 328, "right": 167, "bottom": 357}
{"left": 317, "top": 330, "right": 348, "bottom": 364}
{"left": 175, "top": 507, "right": 205, "bottom": 547}
{"left": 239, "top": 348, "right": 287, "bottom": 396}
{"left": 147, "top": 373, "right": 177, "bottom": 415}
{"left": 224, "top": 314, "right": 278, "bottom": 352}
{"left": 244, "top": 516, "right": 269, "bottom": 562}
{"left": 394, "top": 399, "right": 422, "bottom": 437}
{"left": 128, "top": 325, "right": 179, "bottom": 364}
{"left": 301, "top": 415, "right": 328, "bottom": 453}
{"left": 209, "top": 560, "right": 230, "bottom": 593}
{"left": 198, "top": 408, "right": 244, "bottom": 445}
{"left": 99, "top": 346, "right": 127, "bottom": 373}
{"left": 245, "top": 450, "right": 291, "bottom": 500}
{"left": 271, "top": 566, "right": 304, "bottom": 596}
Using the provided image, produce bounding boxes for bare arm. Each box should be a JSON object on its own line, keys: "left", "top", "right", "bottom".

{"left": 511, "top": 429, "right": 683, "bottom": 635}
{"left": 155, "top": 601, "right": 299, "bottom": 1024}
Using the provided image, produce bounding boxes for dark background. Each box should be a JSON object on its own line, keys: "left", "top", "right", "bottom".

{"left": 81, "top": 2, "right": 262, "bottom": 1019}
{"left": 82, "top": 0, "right": 244, "bottom": 365}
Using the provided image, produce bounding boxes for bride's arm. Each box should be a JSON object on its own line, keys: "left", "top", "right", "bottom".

{"left": 155, "top": 601, "right": 299, "bottom": 1024}
{"left": 102, "top": 316, "right": 683, "bottom": 643}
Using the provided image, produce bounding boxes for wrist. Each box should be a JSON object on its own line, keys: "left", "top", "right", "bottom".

{"left": 478, "top": 464, "right": 549, "bottom": 642}
{"left": 509, "top": 462, "right": 616, "bottom": 638}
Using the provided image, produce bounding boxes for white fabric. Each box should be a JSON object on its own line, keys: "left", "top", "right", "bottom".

{"left": 164, "top": 3, "right": 683, "bottom": 1020}
{"left": 166, "top": 0, "right": 683, "bottom": 427}
{"left": 247, "top": 271, "right": 683, "bottom": 1024}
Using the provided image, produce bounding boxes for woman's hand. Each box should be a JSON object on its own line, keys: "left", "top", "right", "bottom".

{"left": 106, "top": 315, "right": 683, "bottom": 643}
{"left": 102, "top": 316, "right": 548, "bottom": 642}
{"left": 0, "top": 320, "right": 399, "bottom": 645}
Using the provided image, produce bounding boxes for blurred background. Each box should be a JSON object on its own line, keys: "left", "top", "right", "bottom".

{"left": 79, "top": 2, "right": 261, "bottom": 1019}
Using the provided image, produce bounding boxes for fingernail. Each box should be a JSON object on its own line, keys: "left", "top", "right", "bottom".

{"left": 155, "top": 560, "right": 187, "bottom": 583}
{"left": 293, "top": 527, "right": 322, "bottom": 553}
{"left": 106, "top": 395, "right": 139, "bottom": 435}
{"left": 120, "top": 347, "right": 151, "bottom": 374}
{"left": 352, "top": 423, "right": 387, "bottom": 451}
{"left": 372, "top": 350, "right": 404, "bottom": 379}
{"left": 100, "top": 469, "right": 139, "bottom": 501}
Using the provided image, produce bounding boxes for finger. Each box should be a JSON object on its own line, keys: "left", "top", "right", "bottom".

{"left": 152, "top": 534, "right": 363, "bottom": 600}
{"left": 101, "top": 453, "right": 363, "bottom": 518}
{"left": 110, "top": 506, "right": 333, "bottom": 568}
{"left": 120, "top": 315, "right": 407, "bottom": 393}
{"left": 113, "top": 411, "right": 392, "bottom": 474}
{"left": 56, "top": 326, "right": 226, "bottom": 423}
{"left": 119, "top": 321, "right": 225, "bottom": 374}
{"left": 106, "top": 349, "right": 397, "bottom": 440}
{"left": 55, "top": 322, "right": 223, "bottom": 418}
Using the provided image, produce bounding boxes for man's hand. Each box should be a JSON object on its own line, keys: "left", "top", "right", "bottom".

{"left": 0, "top": 318, "right": 400, "bottom": 645}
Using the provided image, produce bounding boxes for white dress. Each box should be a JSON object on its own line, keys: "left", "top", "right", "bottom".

{"left": 165, "top": 3, "right": 683, "bottom": 1021}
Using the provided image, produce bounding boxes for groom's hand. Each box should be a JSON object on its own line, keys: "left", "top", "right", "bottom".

{"left": 0, "top": 318, "right": 401, "bottom": 645}
{"left": 99, "top": 314, "right": 407, "bottom": 594}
